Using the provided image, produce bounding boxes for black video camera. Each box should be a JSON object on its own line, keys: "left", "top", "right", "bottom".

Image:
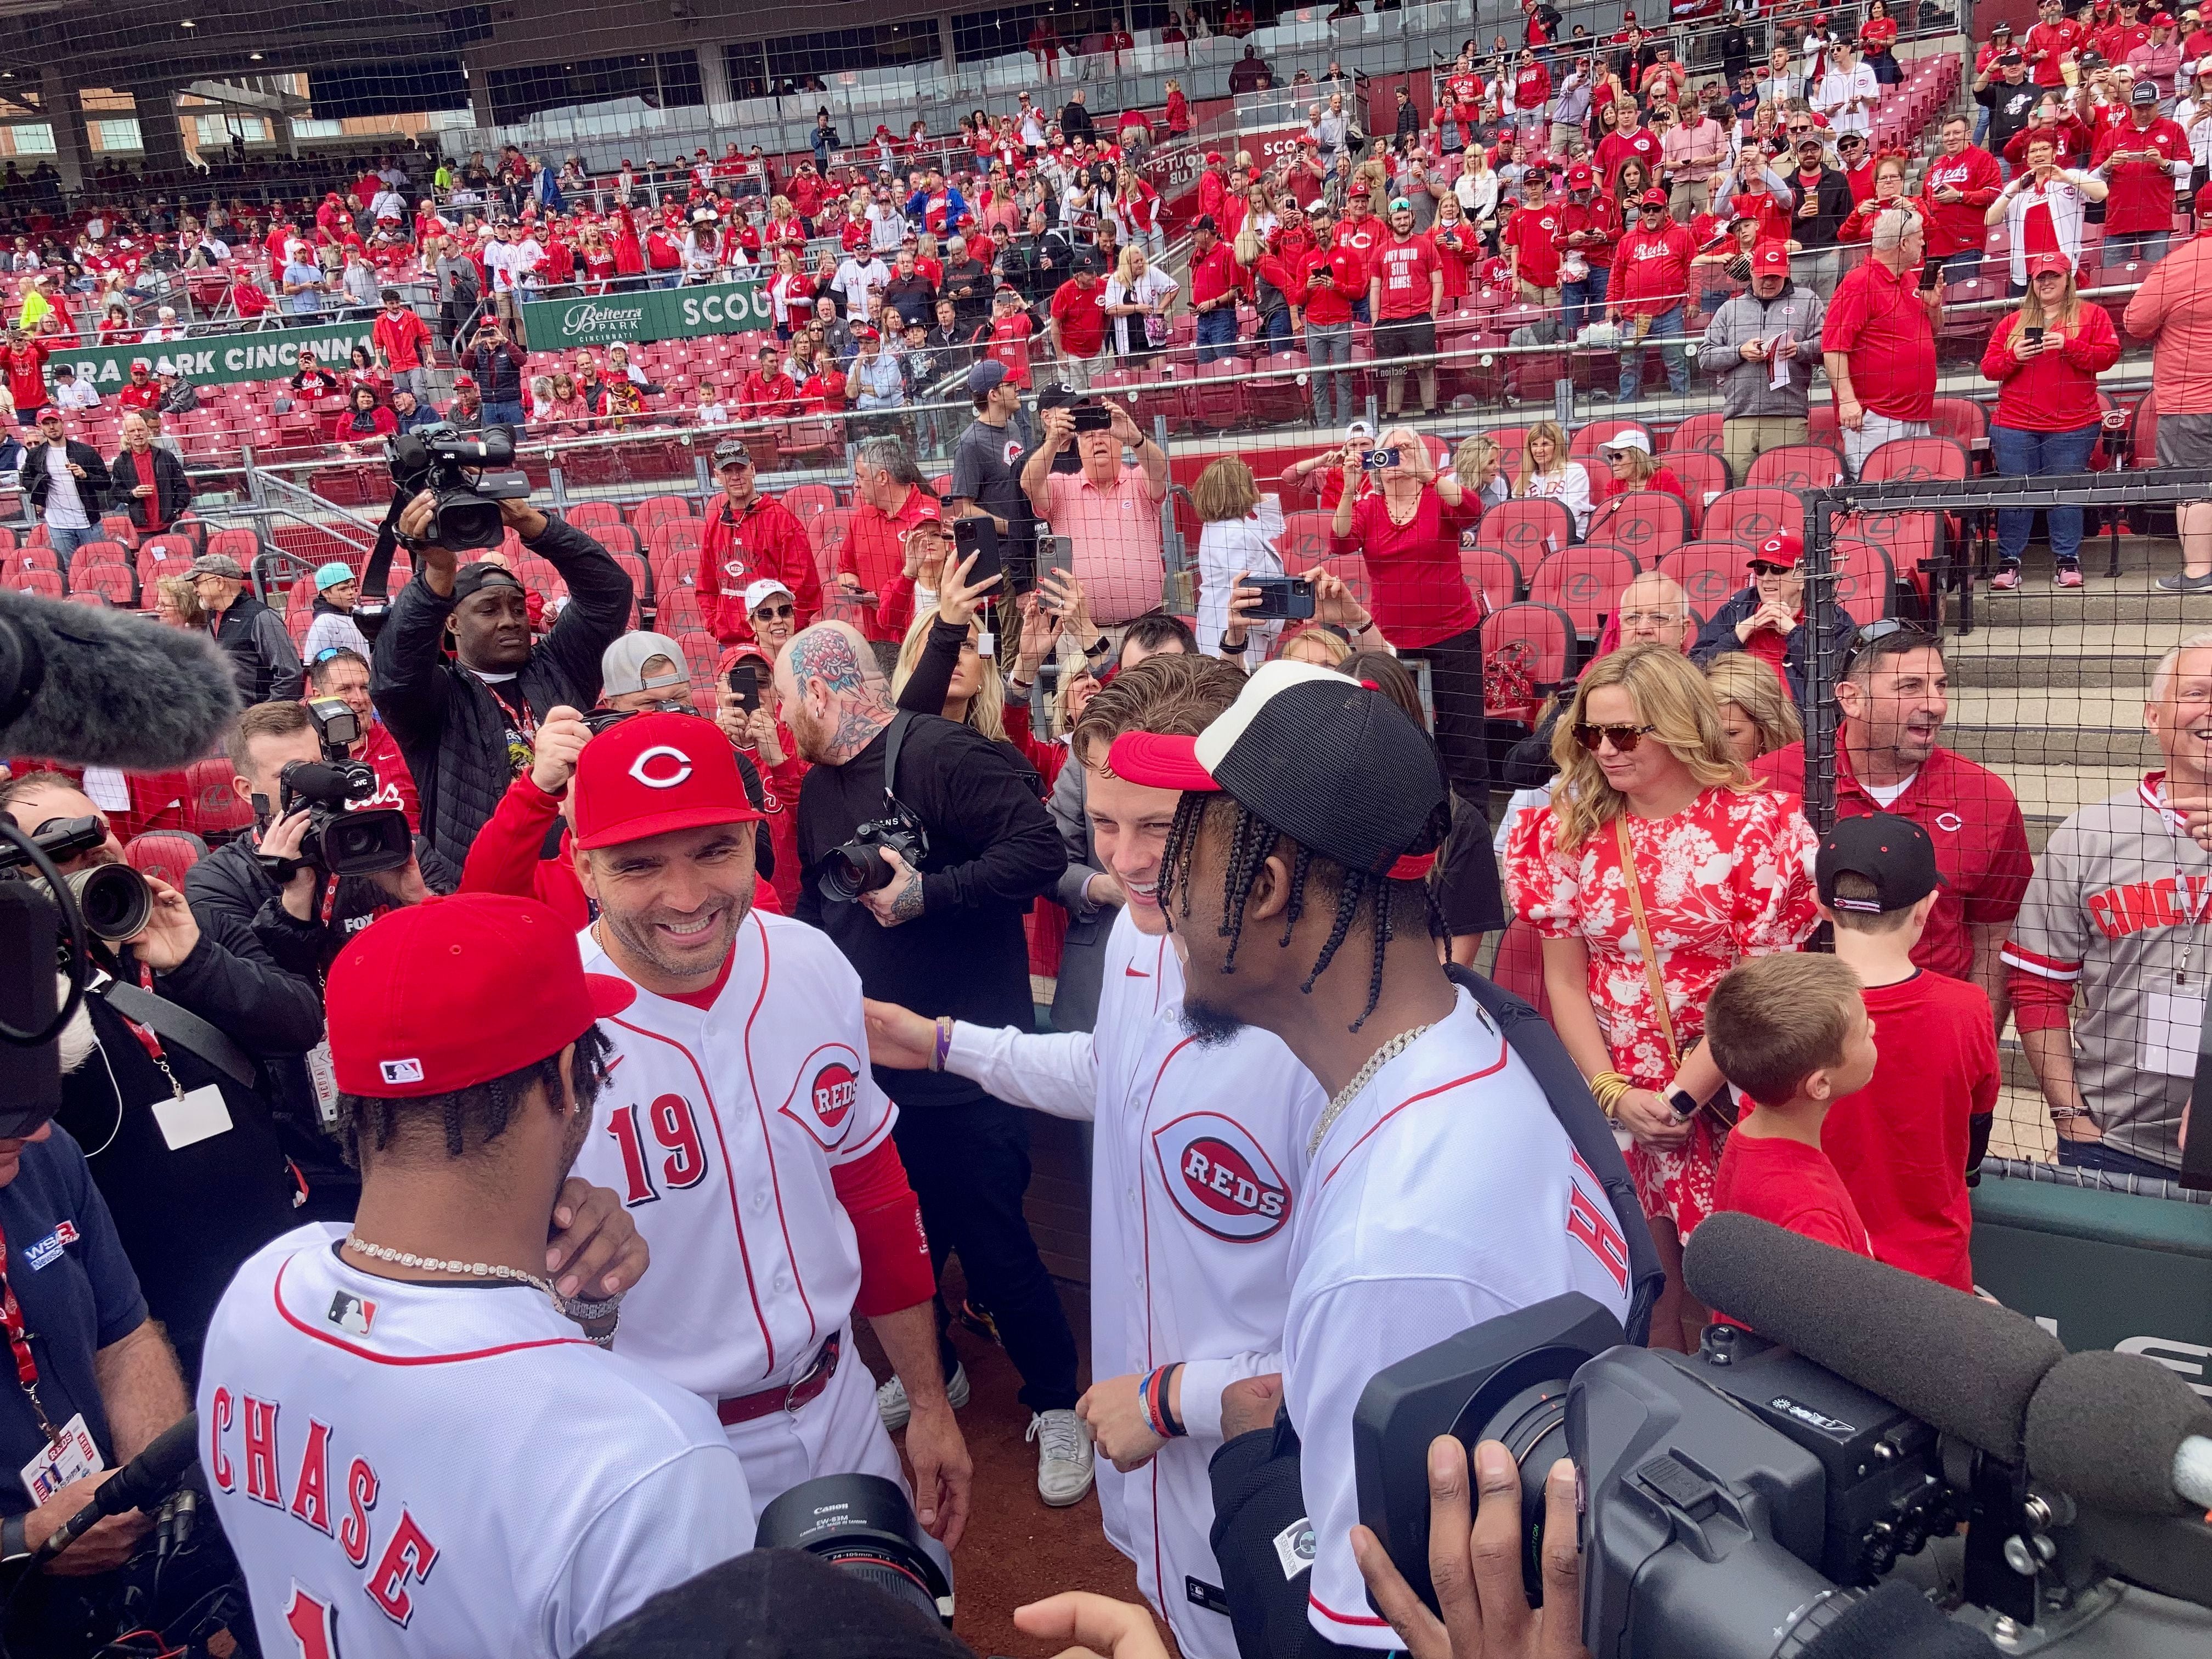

{"left": 262, "top": 699, "right": 414, "bottom": 878}
{"left": 386, "top": 421, "right": 533, "bottom": 552}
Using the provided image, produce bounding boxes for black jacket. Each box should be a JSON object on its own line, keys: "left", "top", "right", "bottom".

{"left": 794, "top": 709, "right": 1062, "bottom": 1108}
{"left": 22, "top": 437, "right": 109, "bottom": 519}
{"left": 1059, "top": 99, "right": 1096, "bottom": 143}
{"left": 1787, "top": 165, "right": 1855, "bottom": 247}
{"left": 369, "top": 515, "right": 634, "bottom": 870}
{"left": 207, "top": 592, "right": 305, "bottom": 704}
{"left": 108, "top": 443, "right": 190, "bottom": 531}
{"left": 1690, "top": 586, "right": 1859, "bottom": 707}
{"left": 460, "top": 336, "right": 527, "bottom": 405}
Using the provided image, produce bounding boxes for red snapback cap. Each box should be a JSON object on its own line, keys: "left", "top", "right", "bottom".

{"left": 326, "top": 894, "right": 633, "bottom": 1098}
{"left": 571, "top": 710, "right": 765, "bottom": 850}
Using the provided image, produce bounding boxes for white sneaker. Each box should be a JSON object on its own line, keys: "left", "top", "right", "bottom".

{"left": 874, "top": 1362, "right": 969, "bottom": 1432}
{"left": 1029, "top": 1408, "right": 1095, "bottom": 1506}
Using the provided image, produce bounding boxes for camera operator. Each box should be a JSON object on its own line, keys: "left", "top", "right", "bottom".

{"left": 459, "top": 315, "right": 529, "bottom": 429}
{"left": 0, "top": 774, "right": 308, "bottom": 1379}
{"left": 0, "top": 1116, "right": 191, "bottom": 1652}
{"left": 776, "top": 622, "right": 1087, "bottom": 1506}
{"left": 1020, "top": 395, "right": 1171, "bottom": 629}
{"left": 308, "top": 647, "right": 420, "bottom": 828}
{"left": 368, "top": 492, "right": 634, "bottom": 872}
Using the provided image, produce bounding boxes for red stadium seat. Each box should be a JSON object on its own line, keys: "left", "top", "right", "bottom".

{"left": 1471, "top": 498, "right": 1575, "bottom": 571}
{"left": 206, "top": 528, "right": 261, "bottom": 577}
{"left": 183, "top": 758, "right": 255, "bottom": 842}
{"left": 1582, "top": 490, "right": 1688, "bottom": 566}
{"left": 1830, "top": 539, "right": 1897, "bottom": 629}
{"left": 136, "top": 535, "right": 195, "bottom": 590}
{"left": 1480, "top": 602, "right": 1577, "bottom": 724}
{"left": 126, "top": 830, "right": 210, "bottom": 891}
{"left": 779, "top": 482, "right": 841, "bottom": 530}
{"left": 1744, "top": 444, "right": 1847, "bottom": 492}
{"left": 1275, "top": 510, "right": 1337, "bottom": 569}
{"left": 565, "top": 501, "right": 626, "bottom": 537}
{"left": 1530, "top": 544, "right": 1642, "bottom": 639}
{"left": 1488, "top": 915, "right": 1552, "bottom": 1019}
{"left": 629, "top": 494, "right": 696, "bottom": 535}
{"left": 98, "top": 515, "right": 139, "bottom": 549}
{"left": 1702, "top": 488, "right": 1803, "bottom": 546}
{"left": 69, "top": 562, "right": 134, "bottom": 606}
{"left": 1658, "top": 541, "right": 1756, "bottom": 618}
{"left": 1664, "top": 452, "right": 1729, "bottom": 533}
{"left": 1661, "top": 412, "right": 1729, "bottom": 477}
{"left": 1458, "top": 540, "right": 1523, "bottom": 615}
{"left": 647, "top": 520, "right": 706, "bottom": 606}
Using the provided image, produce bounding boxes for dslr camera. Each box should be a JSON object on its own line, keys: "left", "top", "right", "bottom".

{"left": 819, "top": 799, "right": 929, "bottom": 904}
{"left": 1, "top": 815, "right": 152, "bottom": 945}
{"left": 386, "top": 422, "right": 533, "bottom": 552}
{"left": 261, "top": 698, "right": 414, "bottom": 878}
{"left": 754, "top": 1472, "right": 954, "bottom": 1627}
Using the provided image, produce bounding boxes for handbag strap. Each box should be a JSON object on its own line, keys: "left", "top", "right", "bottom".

{"left": 1614, "top": 816, "right": 1681, "bottom": 1069}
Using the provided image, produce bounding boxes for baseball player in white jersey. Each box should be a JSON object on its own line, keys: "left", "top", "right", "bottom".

{"left": 1112, "top": 661, "right": 1638, "bottom": 1652}
{"left": 198, "top": 893, "right": 757, "bottom": 1659}
{"left": 865, "top": 654, "right": 1325, "bottom": 1659}
{"left": 555, "top": 710, "right": 970, "bottom": 1541}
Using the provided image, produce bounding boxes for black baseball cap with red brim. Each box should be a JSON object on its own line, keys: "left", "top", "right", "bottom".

{"left": 1109, "top": 659, "right": 1447, "bottom": 879}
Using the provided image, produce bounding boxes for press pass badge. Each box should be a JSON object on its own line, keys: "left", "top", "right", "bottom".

{"left": 305, "top": 1037, "right": 342, "bottom": 1127}
{"left": 2142, "top": 989, "right": 2206, "bottom": 1081}
{"left": 151, "top": 1082, "right": 233, "bottom": 1153}
{"left": 19, "top": 1412, "right": 102, "bottom": 1505}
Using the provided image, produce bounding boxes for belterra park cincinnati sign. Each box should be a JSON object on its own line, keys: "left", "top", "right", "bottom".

{"left": 518, "top": 275, "right": 774, "bottom": 351}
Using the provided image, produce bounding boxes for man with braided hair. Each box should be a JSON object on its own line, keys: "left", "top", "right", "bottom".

{"left": 199, "top": 894, "right": 758, "bottom": 1657}
{"left": 863, "top": 652, "right": 1325, "bottom": 1659}
{"left": 1110, "top": 660, "right": 1636, "bottom": 1656}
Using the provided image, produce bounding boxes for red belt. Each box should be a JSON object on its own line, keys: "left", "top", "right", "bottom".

{"left": 716, "top": 1333, "right": 842, "bottom": 1426}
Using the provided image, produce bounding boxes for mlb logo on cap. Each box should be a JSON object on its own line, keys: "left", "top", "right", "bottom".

{"left": 379, "top": 1058, "right": 424, "bottom": 1085}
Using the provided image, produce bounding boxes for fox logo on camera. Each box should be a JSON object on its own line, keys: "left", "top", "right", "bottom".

{"left": 1155, "top": 1113, "right": 1292, "bottom": 1243}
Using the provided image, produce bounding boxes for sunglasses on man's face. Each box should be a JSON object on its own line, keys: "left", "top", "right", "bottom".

{"left": 1574, "top": 722, "right": 1659, "bottom": 753}
{"left": 1748, "top": 559, "right": 1801, "bottom": 578}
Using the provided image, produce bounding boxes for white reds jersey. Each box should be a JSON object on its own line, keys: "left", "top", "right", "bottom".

{"left": 198, "top": 1225, "right": 754, "bottom": 1659}
{"left": 1289, "top": 988, "right": 1635, "bottom": 1649}
{"left": 573, "top": 909, "right": 895, "bottom": 1391}
{"left": 950, "top": 910, "right": 1325, "bottom": 1659}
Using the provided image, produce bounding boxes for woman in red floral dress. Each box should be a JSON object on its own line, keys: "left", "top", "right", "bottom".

{"left": 1506, "top": 645, "right": 1817, "bottom": 1350}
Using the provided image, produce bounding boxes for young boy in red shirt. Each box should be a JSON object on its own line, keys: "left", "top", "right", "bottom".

{"left": 1705, "top": 952, "right": 1881, "bottom": 1276}
{"left": 1815, "top": 814, "right": 1997, "bottom": 1295}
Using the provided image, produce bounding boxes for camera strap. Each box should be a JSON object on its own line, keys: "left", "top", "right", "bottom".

{"left": 358, "top": 484, "right": 412, "bottom": 610}
{"left": 97, "top": 981, "right": 258, "bottom": 1094}
{"left": 880, "top": 708, "right": 916, "bottom": 812}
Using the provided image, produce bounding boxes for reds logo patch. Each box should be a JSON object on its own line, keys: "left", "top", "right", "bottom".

{"left": 810, "top": 1063, "right": 857, "bottom": 1131}
{"left": 1003, "top": 438, "right": 1024, "bottom": 466}
{"left": 776, "top": 1042, "right": 868, "bottom": 1147}
{"left": 1153, "top": 1112, "right": 1291, "bottom": 1243}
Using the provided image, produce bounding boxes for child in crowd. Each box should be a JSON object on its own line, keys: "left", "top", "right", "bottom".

{"left": 1815, "top": 814, "right": 1997, "bottom": 1295}
{"left": 695, "top": 381, "right": 729, "bottom": 425}
{"left": 1703, "top": 952, "right": 1880, "bottom": 1266}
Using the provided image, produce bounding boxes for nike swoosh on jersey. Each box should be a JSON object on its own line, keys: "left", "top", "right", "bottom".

{"left": 1125, "top": 964, "right": 1151, "bottom": 977}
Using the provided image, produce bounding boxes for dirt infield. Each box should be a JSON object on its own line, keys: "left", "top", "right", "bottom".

{"left": 863, "top": 1272, "right": 1187, "bottom": 1658}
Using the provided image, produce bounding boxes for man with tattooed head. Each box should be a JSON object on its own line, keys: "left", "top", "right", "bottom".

{"left": 777, "top": 621, "right": 1091, "bottom": 1502}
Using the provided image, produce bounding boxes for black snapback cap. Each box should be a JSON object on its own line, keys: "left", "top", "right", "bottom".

{"left": 1816, "top": 812, "right": 1943, "bottom": 914}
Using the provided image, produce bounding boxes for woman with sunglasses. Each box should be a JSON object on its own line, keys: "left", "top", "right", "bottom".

{"left": 1690, "top": 531, "right": 1860, "bottom": 707}
{"left": 1980, "top": 250, "right": 2119, "bottom": 592}
{"left": 1506, "top": 644, "right": 1818, "bottom": 1350}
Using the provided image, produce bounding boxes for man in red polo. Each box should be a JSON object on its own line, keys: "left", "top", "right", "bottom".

{"left": 2092, "top": 81, "right": 2191, "bottom": 263}
{"left": 1820, "top": 205, "right": 1939, "bottom": 478}
{"left": 698, "top": 438, "right": 820, "bottom": 646}
{"left": 1751, "top": 627, "right": 2031, "bottom": 1030}
{"left": 1047, "top": 252, "right": 1110, "bottom": 390}
{"left": 839, "top": 435, "right": 937, "bottom": 654}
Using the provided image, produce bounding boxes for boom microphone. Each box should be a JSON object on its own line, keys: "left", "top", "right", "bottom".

{"left": 0, "top": 589, "right": 241, "bottom": 770}
{"left": 33, "top": 1411, "right": 200, "bottom": 1561}
{"left": 2024, "top": 1349, "right": 2212, "bottom": 1515}
{"left": 1681, "top": 1212, "right": 2064, "bottom": 1462}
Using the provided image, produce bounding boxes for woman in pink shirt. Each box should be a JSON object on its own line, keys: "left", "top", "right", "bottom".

{"left": 1325, "top": 426, "right": 1491, "bottom": 799}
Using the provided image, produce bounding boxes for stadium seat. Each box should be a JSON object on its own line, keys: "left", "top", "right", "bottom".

{"left": 780, "top": 482, "right": 842, "bottom": 529}
{"left": 1471, "top": 498, "right": 1575, "bottom": 571}
{"left": 1702, "top": 488, "right": 1803, "bottom": 546}
{"left": 126, "top": 830, "right": 210, "bottom": 891}
{"left": 566, "top": 501, "right": 627, "bottom": 537}
{"left": 1582, "top": 490, "right": 1688, "bottom": 566}
{"left": 647, "top": 521, "right": 706, "bottom": 605}
{"left": 1744, "top": 444, "right": 1847, "bottom": 492}
{"left": 1275, "top": 510, "right": 1337, "bottom": 569}
{"left": 69, "top": 561, "right": 134, "bottom": 606}
{"left": 1831, "top": 539, "right": 1898, "bottom": 629}
{"left": 183, "top": 758, "right": 255, "bottom": 842}
{"left": 207, "top": 528, "right": 262, "bottom": 577}
{"left": 136, "top": 534, "right": 195, "bottom": 590}
{"left": 98, "top": 515, "right": 139, "bottom": 549}
{"left": 1480, "top": 602, "right": 1576, "bottom": 725}
{"left": 1661, "top": 413, "right": 1729, "bottom": 476}
{"left": 1658, "top": 541, "right": 1754, "bottom": 618}
{"left": 629, "top": 494, "right": 696, "bottom": 536}
{"left": 1457, "top": 540, "right": 1523, "bottom": 615}
{"left": 1666, "top": 452, "right": 1729, "bottom": 532}
{"left": 1488, "top": 915, "right": 1552, "bottom": 1018}
{"left": 1530, "top": 544, "right": 1641, "bottom": 640}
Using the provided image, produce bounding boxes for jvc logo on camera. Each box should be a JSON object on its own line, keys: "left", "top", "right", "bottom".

{"left": 1768, "top": 1396, "right": 1859, "bottom": 1437}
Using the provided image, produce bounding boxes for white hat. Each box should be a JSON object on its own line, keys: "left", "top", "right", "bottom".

{"left": 1344, "top": 418, "right": 1375, "bottom": 443}
{"left": 1600, "top": 428, "right": 1652, "bottom": 456}
{"left": 743, "top": 577, "right": 796, "bottom": 613}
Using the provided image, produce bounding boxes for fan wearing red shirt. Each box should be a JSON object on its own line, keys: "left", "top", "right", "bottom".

{"left": 1500, "top": 170, "right": 1565, "bottom": 302}
{"left": 1557, "top": 163, "right": 1622, "bottom": 333}
{"left": 1815, "top": 817, "right": 1997, "bottom": 1296}
{"left": 2026, "top": 0, "right": 2090, "bottom": 86}
{"left": 2091, "top": 86, "right": 2190, "bottom": 255}
{"left": 1607, "top": 190, "right": 1695, "bottom": 400}
{"left": 1704, "top": 953, "right": 1882, "bottom": 1287}
{"left": 984, "top": 290, "right": 1035, "bottom": 389}
{"left": 371, "top": 289, "right": 435, "bottom": 396}
{"left": 116, "top": 360, "right": 161, "bottom": 412}
{"left": 1596, "top": 117, "right": 1663, "bottom": 190}
{"left": 737, "top": 344, "right": 802, "bottom": 420}
{"left": 1368, "top": 200, "right": 1443, "bottom": 416}
{"left": 1048, "top": 258, "right": 1110, "bottom": 379}
{"left": 1297, "top": 241, "right": 1364, "bottom": 426}
{"left": 1918, "top": 117, "right": 2004, "bottom": 276}
{"left": 1821, "top": 215, "right": 1940, "bottom": 474}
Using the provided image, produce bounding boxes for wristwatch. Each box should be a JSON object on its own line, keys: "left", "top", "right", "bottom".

{"left": 1, "top": 1512, "right": 31, "bottom": 1566}
{"left": 1666, "top": 1087, "right": 1701, "bottom": 1122}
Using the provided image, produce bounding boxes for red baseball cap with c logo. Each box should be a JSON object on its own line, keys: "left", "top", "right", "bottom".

{"left": 571, "top": 711, "right": 765, "bottom": 850}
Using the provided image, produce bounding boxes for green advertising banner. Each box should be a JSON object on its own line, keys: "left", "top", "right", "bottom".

{"left": 516, "top": 276, "right": 772, "bottom": 352}
{"left": 51, "top": 318, "right": 379, "bottom": 392}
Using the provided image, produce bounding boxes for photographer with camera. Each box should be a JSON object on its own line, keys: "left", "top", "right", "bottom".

{"left": 368, "top": 483, "right": 635, "bottom": 871}
{"left": 0, "top": 1113, "right": 193, "bottom": 1654}
{"left": 199, "top": 893, "right": 759, "bottom": 1658}
{"left": 1020, "top": 396, "right": 1170, "bottom": 630}
{"left": 460, "top": 315, "right": 529, "bottom": 429}
{"left": 308, "top": 647, "right": 420, "bottom": 827}
{"left": 0, "top": 774, "right": 309, "bottom": 1379}
{"left": 777, "top": 622, "right": 1087, "bottom": 1506}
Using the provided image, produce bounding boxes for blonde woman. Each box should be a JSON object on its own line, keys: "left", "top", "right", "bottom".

{"left": 1453, "top": 433, "right": 1509, "bottom": 512}
{"left": 890, "top": 558, "right": 1070, "bottom": 788}
{"left": 1275, "top": 624, "right": 1352, "bottom": 665}
{"left": 1104, "top": 243, "right": 1178, "bottom": 362}
{"left": 151, "top": 574, "right": 202, "bottom": 628}
{"left": 1514, "top": 419, "right": 1594, "bottom": 539}
{"left": 1703, "top": 654, "right": 1804, "bottom": 763}
{"left": 1505, "top": 645, "right": 1818, "bottom": 1349}
{"left": 1192, "top": 456, "right": 1288, "bottom": 661}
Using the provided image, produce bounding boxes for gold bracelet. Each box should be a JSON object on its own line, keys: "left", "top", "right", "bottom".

{"left": 1588, "top": 1071, "right": 1633, "bottom": 1119}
